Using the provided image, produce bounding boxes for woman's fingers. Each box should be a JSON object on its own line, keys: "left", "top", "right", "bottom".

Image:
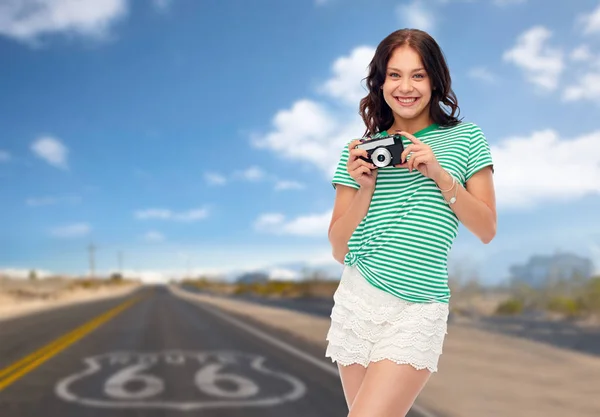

{"left": 401, "top": 144, "right": 419, "bottom": 163}
{"left": 348, "top": 139, "right": 363, "bottom": 150}
{"left": 350, "top": 165, "right": 372, "bottom": 179}
{"left": 348, "top": 157, "right": 375, "bottom": 172}
{"left": 349, "top": 147, "right": 368, "bottom": 161}
{"left": 347, "top": 140, "right": 363, "bottom": 159}
{"left": 347, "top": 139, "right": 377, "bottom": 182}
{"left": 408, "top": 152, "right": 428, "bottom": 171}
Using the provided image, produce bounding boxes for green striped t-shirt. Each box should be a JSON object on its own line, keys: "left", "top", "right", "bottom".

{"left": 331, "top": 122, "right": 494, "bottom": 303}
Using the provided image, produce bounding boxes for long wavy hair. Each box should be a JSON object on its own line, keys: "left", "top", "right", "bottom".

{"left": 359, "top": 29, "right": 461, "bottom": 137}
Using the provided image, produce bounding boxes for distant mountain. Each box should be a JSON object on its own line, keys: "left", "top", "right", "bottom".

{"left": 236, "top": 271, "right": 270, "bottom": 284}
{"left": 508, "top": 251, "right": 594, "bottom": 288}
{"left": 265, "top": 260, "right": 344, "bottom": 281}
{"left": 229, "top": 260, "right": 344, "bottom": 284}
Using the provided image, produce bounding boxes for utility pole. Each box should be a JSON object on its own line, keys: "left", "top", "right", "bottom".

{"left": 88, "top": 243, "right": 96, "bottom": 278}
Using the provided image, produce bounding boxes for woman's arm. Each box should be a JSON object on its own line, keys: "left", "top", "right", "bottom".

{"left": 434, "top": 166, "right": 496, "bottom": 244}
{"left": 328, "top": 185, "right": 375, "bottom": 264}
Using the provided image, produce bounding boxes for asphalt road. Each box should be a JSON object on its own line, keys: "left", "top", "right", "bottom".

{"left": 468, "top": 314, "right": 600, "bottom": 356}
{"left": 0, "top": 285, "right": 432, "bottom": 417}
{"left": 182, "top": 286, "right": 336, "bottom": 318}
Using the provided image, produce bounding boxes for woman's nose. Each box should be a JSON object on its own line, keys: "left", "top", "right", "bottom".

{"left": 397, "top": 78, "right": 413, "bottom": 93}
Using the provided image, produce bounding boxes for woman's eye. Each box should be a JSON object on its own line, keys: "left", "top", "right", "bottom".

{"left": 389, "top": 73, "right": 399, "bottom": 77}
{"left": 414, "top": 73, "right": 425, "bottom": 79}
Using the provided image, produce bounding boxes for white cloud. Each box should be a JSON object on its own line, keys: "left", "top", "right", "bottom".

{"left": 143, "top": 231, "right": 165, "bottom": 242}
{"left": 251, "top": 98, "right": 365, "bottom": 178}
{"left": 396, "top": 1, "right": 436, "bottom": 33}
{"left": 562, "top": 72, "right": 600, "bottom": 102}
{"left": 318, "top": 46, "right": 373, "bottom": 105}
{"left": 561, "top": 45, "right": 600, "bottom": 103}
{"left": 275, "top": 180, "right": 305, "bottom": 191}
{"left": 266, "top": 268, "right": 301, "bottom": 281}
{"left": 135, "top": 207, "right": 209, "bottom": 222}
{"left": 50, "top": 223, "right": 91, "bottom": 238}
{"left": 233, "top": 166, "right": 266, "bottom": 182}
{"left": 205, "top": 169, "right": 304, "bottom": 192}
{"left": 579, "top": 3, "right": 600, "bottom": 35}
{"left": 492, "top": 129, "right": 600, "bottom": 209}
{"left": 254, "top": 213, "right": 285, "bottom": 229}
{"left": 135, "top": 209, "right": 172, "bottom": 220}
{"left": 570, "top": 45, "right": 593, "bottom": 62}
{"left": 503, "top": 26, "right": 564, "bottom": 91}
{"left": 254, "top": 210, "right": 332, "bottom": 237}
{"left": 0, "top": 150, "right": 10, "bottom": 162}
{"left": 121, "top": 270, "right": 166, "bottom": 283}
{"left": 468, "top": 67, "right": 497, "bottom": 83}
{"left": 31, "top": 136, "right": 69, "bottom": 169}
{"left": 204, "top": 172, "right": 227, "bottom": 186}
{"left": 0, "top": 0, "right": 128, "bottom": 44}
{"left": 26, "top": 195, "right": 81, "bottom": 207}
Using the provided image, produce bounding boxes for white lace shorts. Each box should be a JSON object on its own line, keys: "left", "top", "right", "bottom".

{"left": 325, "top": 265, "right": 449, "bottom": 373}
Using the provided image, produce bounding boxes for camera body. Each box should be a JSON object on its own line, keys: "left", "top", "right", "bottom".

{"left": 356, "top": 134, "right": 405, "bottom": 168}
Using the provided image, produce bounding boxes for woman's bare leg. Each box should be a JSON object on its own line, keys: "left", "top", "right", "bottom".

{"left": 337, "top": 362, "right": 368, "bottom": 410}
{"left": 347, "top": 359, "right": 432, "bottom": 417}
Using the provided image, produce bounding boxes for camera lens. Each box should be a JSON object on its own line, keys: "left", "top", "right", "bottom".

{"left": 371, "top": 147, "right": 391, "bottom": 167}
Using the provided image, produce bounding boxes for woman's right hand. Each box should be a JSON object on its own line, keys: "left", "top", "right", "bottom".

{"left": 347, "top": 139, "right": 378, "bottom": 189}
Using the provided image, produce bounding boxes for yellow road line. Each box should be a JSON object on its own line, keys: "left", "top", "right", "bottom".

{"left": 0, "top": 296, "right": 143, "bottom": 392}
{"left": 0, "top": 311, "right": 118, "bottom": 379}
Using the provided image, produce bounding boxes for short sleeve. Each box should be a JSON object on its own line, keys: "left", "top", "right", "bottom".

{"left": 465, "top": 124, "right": 494, "bottom": 181}
{"left": 332, "top": 142, "right": 360, "bottom": 190}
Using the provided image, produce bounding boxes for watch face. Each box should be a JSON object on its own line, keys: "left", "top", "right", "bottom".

{"left": 449, "top": 197, "right": 456, "bottom": 204}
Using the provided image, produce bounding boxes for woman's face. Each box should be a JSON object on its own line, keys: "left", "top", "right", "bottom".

{"left": 382, "top": 45, "right": 433, "bottom": 125}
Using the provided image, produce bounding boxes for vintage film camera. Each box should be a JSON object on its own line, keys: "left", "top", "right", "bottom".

{"left": 356, "top": 133, "right": 405, "bottom": 168}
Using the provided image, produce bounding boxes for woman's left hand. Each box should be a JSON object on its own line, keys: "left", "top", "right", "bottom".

{"left": 394, "top": 130, "right": 444, "bottom": 182}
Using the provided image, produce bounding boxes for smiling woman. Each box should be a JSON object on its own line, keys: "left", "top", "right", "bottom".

{"left": 325, "top": 28, "right": 496, "bottom": 417}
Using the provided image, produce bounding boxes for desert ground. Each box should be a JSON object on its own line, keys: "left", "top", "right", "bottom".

{"left": 0, "top": 276, "right": 141, "bottom": 322}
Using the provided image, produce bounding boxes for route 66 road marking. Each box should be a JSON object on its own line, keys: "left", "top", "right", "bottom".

{"left": 55, "top": 350, "right": 306, "bottom": 410}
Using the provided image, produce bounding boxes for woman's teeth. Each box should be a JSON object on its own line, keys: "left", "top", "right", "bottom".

{"left": 396, "top": 97, "right": 418, "bottom": 106}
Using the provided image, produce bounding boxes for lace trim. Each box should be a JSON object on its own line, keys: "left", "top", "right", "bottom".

{"left": 330, "top": 275, "right": 448, "bottom": 340}
{"left": 327, "top": 324, "right": 445, "bottom": 355}
{"left": 325, "top": 340, "right": 440, "bottom": 372}
{"left": 330, "top": 302, "right": 447, "bottom": 342}
{"left": 325, "top": 329, "right": 442, "bottom": 372}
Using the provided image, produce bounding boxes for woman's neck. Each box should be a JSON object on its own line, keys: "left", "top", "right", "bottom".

{"left": 388, "top": 117, "right": 434, "bottom": 135}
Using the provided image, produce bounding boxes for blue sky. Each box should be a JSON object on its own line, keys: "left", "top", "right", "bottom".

{"left": 1, "top": 0, "right": 600, "bottom": 283}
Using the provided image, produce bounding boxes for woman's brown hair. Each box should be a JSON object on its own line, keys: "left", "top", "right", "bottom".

{"left": 359, "top": 28, "right": 461, "bottom": 137}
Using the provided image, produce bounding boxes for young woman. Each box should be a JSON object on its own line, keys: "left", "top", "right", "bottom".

{"left": 325, "top": 28, "right": 496, "bottom": 416}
